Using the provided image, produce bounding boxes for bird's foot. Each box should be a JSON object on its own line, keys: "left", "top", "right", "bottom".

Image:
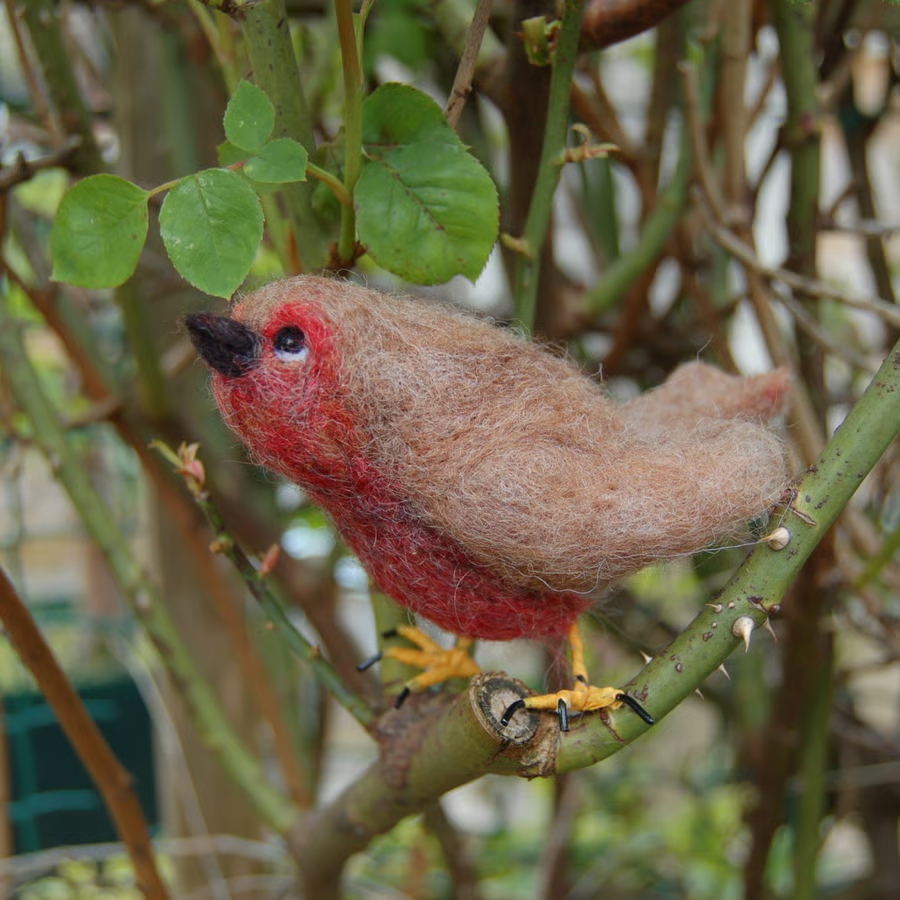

{"left": 500, "top": 678, "right": 654, "bottom": 732}
{"left": 358, "top": 624, "right": 480, "bottom": 708}
{"left": 500, "top": 623, "right": 654, "bottom": 732}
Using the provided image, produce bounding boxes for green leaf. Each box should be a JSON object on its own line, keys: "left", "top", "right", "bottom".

{"left": 362, "top": 82, "right": 458, "bottom": 146}
{"left": 159, "top": 169, "right": 264, "bottom": 299}
{"left": 358, "top": 84, "right": 498, "bottom": 284}
{"left": 224, "top": 81, "right": 275, "bottom": 153}
{"left": 244, "top": 138, "right": 309, "bottom": 184}
{"left": 51, "top": 175, "right": 149, "bottom": 288}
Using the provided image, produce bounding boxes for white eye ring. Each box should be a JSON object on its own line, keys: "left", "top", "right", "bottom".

{"left": 273, "top": 326, "right": 309, "bottom": 363}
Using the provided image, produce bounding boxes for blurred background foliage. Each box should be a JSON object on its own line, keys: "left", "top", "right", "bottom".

{"left": 1, "top": 0, "right": 900, "bottom": 898}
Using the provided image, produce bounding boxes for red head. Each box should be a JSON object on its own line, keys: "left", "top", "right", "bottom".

{"left": 184, "top": 281, "right": 360, "bottom": 493}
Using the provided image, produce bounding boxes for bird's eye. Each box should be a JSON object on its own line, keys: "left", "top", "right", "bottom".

{"left": 272, "top": 326, "right": 308, "bottom": 362}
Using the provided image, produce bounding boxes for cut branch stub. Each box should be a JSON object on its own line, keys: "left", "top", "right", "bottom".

{"left": 471, "top": 672, "right": 561, "bottom": 777}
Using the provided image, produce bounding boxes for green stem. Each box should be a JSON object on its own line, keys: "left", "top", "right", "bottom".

{"left": 335, "top": 0, "right": 364, "bottom": 264}
{"left": 20, "top": 0, "right": 104, "bottom": 175}
{"left": 512, "top": 0, "right": 587, "bottom": 330}
{"left": 770, "top": 0, "right": 822, "bottom": 406}
{"left": 239, "top": 0, "right": 329, "bottom": 270}
{"left": 767, "top": 7, "right": 827, "bottom": 892}
{"left": 584, "top": 128, "right": 691, "bottom": 315}
{"left": 370, "top": 591, "right": 419, "bottom": 695}
{"left": 188, "top": 0, "right": 240, "bottom": 91}
{"left": 771, "top": 0, "right": 820, "bottom": 278}
{"left": 430, "top": 0, "right": 503, "bottom": 63}
{"left": 585, "top": 30, "right": 698, "bottom": 315}
{"left": 170, "top": 455, "right": 376, "bottom": 729}
{"left": 792, "top": 650, "right": 833, "bottom": 900}
{"left": 0, "top": 296, "right": 299, "bottom": 836}
{"left": 307, "top": 162, "right": 354, "bottom": 208}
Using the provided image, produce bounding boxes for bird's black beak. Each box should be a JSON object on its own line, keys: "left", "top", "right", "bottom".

{"left": 183, "top": 313, "right": 262, "bottom": 378}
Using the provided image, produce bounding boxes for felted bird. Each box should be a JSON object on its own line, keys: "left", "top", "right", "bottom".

{"left": 184, "top": 275, "right": 790, "bottom": 729}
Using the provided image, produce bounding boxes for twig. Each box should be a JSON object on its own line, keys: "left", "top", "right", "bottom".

{"left": 680, "top": 60, "right": 730, "bottom": 225}
{"left": 697, "top": 199, "right": 900, "bottom": 330}
{"left": 643, "top": 16, "right": 680, "bottom": 193}
{"left": 240, "top": 0, "right": 328, "bottom": 270}
{"left": 580, "top": 0, "right": 694, "bottom": 51}
{"left": 583, "top": 111, "right": 691, "bottom": 318}
{"left": 0, "top": 835, "right": 283, "bottom": 883}
{"left": 292, "top": 675, "right": 534, "bottom": 898}
{"left": 744, "top": 8, "right": 827, "bottom": 895}
{"left": 683, "top": 77, "right": 826, "bottom": 465}
{"left": 821, "top": 217, "right": 900, "bottom": 238}
{"left": 0, "top": 566, "right": 170, "bottom": 900}
{"left": 110, "top": 637, "right": 233, "bottom": 899}
{"left": 512, "top": 0, "right": 588, "bottom": 329}
{"left": 18, "top": 0, "right": 104, "bottom": 174}
{"left": 746, "top": 50, "right": 779, "bottom": 135}
{"left": 719, "top": 0, "right": 750, "bottom": 207}
{"left": 0, "top": 139, "right": 82, "bottom": 190}
{"left": 445, "top": 0, "right": 494, "bottom": 129}
{"left": 771, "top": 284, "right": 872, "bottom": 371}
{"left": 838, "top": 77, "right": 899, "bottom": 307}
{"left": 334, "top": 0, "right": 363, "bottom": 265}
{"left": 155, "top": 441, "right": 376, "bottom": 731}
{"left": 536, "top": 773, "right": 581, "bottom": 900}
{"left": 571, "top": 75, "right": 640, "bottom": 183}
{"left": 423, "top": 803, "right": 484, "bottom": 900}
{"left": 679, "top": 263, "right": 738, "bottom": 370}
{"left": 2, "top": 264, "right": 313, "bottom": 808}
{"left": 3, "top": 0, "right": 60, "bottom": 143}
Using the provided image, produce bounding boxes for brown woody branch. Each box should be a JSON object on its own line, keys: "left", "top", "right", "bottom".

{"left": 0, "top": 565, "right": 170, "bottom": 900}
{"left": 581, "top": 0, "right": 694, "bottom": 50}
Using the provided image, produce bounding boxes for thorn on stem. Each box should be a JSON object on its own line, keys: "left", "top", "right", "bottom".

{"left": 732, "top": 616, "right": 756, "bottom": 652}
{"left": 761, "top": 526, "right": 791, "bottom": 550}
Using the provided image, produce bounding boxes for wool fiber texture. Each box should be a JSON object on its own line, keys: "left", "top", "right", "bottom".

{"left": 202, "top": 275, "right": 791, "bottom": 642}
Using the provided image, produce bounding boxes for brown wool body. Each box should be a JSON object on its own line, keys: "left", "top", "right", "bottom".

{"left": 192, "top": 275, "right": 791, "bottom": 641}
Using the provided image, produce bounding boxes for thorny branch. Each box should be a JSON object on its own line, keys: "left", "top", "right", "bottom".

{"left": 282, "top": 329, "right": 900, "bottom": 893}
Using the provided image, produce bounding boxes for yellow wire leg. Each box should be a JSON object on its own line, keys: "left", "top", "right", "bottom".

{"left": 501, "top": 623, "right": 655, "bottom": 731}
{"left": 358, "top": 624, "right": 480, "bottom": 708}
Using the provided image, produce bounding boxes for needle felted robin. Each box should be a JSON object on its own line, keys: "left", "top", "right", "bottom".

{"left": 184, "top": 275, "right": 790, "bottom": 729}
